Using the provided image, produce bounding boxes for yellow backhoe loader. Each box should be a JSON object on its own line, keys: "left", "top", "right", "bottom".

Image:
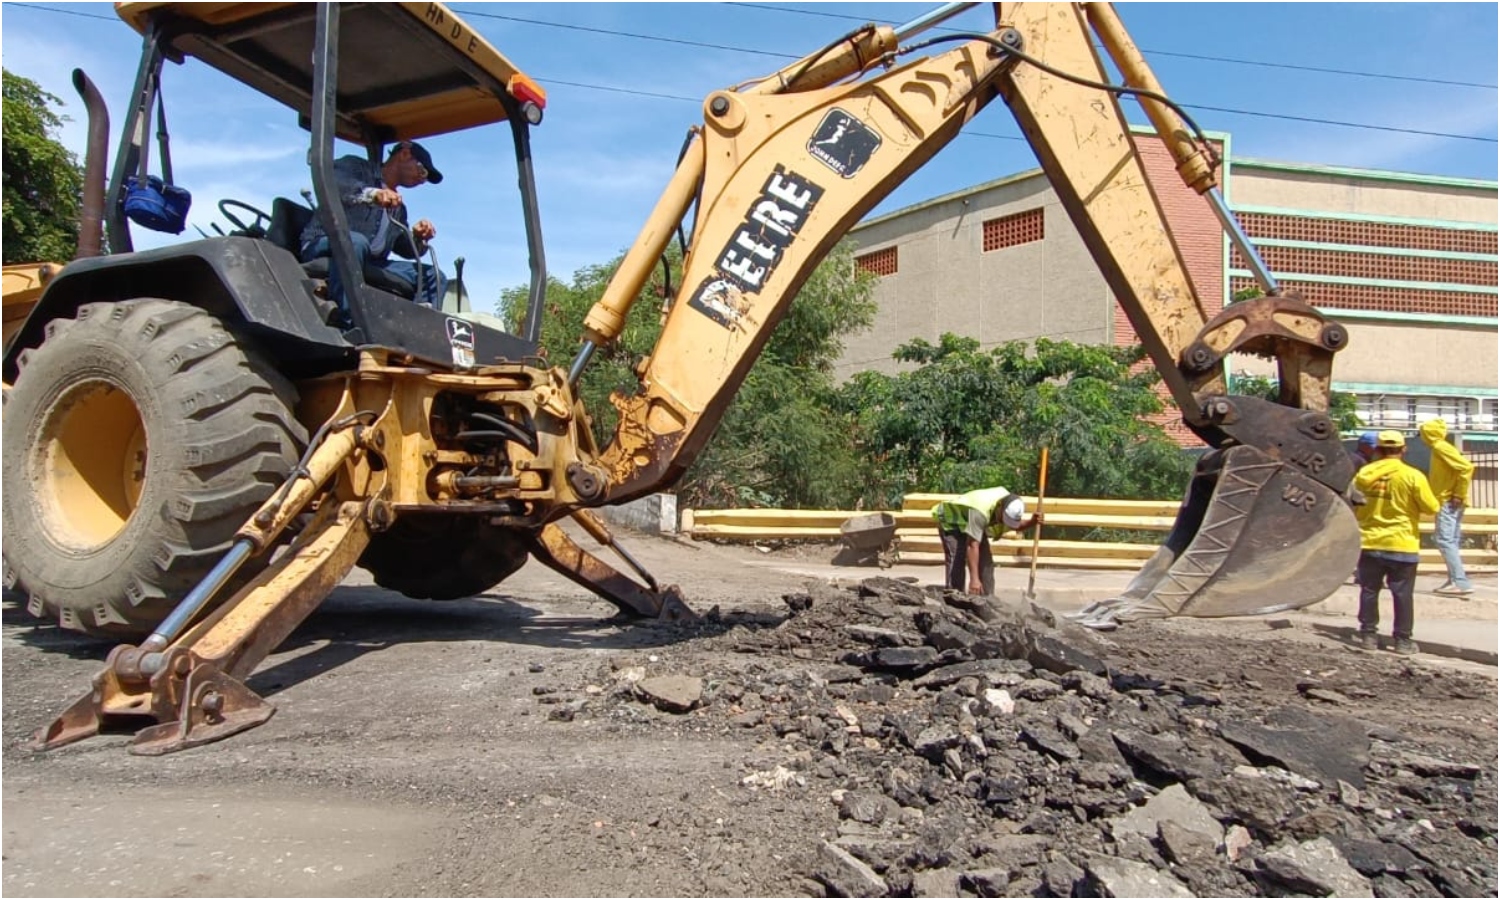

{"left": 4, "top": 2, "right": 1357, "bottom": 755}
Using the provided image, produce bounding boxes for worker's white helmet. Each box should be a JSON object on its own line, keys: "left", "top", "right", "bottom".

{"left": 1000, "top": 495, "right": 1026, "bottom": 529}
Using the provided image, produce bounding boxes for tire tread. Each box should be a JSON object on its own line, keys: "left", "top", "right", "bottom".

{"left": 3, "top": 299, "right": 306, "bottom": 637}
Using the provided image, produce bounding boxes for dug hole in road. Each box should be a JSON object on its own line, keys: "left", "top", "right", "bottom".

{"left": 3, "top": 529, "right": 1496, "bottom": 898}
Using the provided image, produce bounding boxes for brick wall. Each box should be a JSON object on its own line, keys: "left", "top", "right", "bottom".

{"left": 1229, "top": 214, "right": 1497, "bottom": 318}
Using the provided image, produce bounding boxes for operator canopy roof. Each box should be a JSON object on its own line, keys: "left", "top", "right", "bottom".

{"left": 114, "top": 1, "right": 547, "bottom": 143}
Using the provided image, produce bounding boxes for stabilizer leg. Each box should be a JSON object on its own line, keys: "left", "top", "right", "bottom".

{"left": 32, "top": 501, "right": 372, "bottom": 755}
{"left": 532, "top": 521, "right": 695, "bottom": 621}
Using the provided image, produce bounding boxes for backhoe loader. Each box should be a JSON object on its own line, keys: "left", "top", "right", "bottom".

{"left": 4, "top": 2, "right": 1357, "bottom": 755}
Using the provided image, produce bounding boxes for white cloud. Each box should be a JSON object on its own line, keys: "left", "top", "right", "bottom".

{"left": 170, "top": 140, "right": 302, "bottom": 171}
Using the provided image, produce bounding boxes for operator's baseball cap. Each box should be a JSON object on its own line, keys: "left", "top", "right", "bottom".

{"left": 397, "top": 141, "right": 443, "bottom": 184}
{"left": 1357, "top": 431, "right": 1378, "bottom": 450}
{"left": 1376, "top": 430, "right": 1406, "bottom": 449}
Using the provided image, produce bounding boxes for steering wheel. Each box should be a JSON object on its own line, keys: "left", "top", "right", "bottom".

{"left": 218, "top": 199, "right": 272, "bottom": 236}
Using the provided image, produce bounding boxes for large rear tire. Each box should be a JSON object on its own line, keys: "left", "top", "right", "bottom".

{"left": 360, "top": 517, "right": 530, "bottom": 600}
{"left": 1, "top": 300, "right": 306, "bottom": 638}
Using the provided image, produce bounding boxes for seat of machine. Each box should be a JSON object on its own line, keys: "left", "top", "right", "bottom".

{"left": 266, "top": 197, "right": 415, "bottom": 299}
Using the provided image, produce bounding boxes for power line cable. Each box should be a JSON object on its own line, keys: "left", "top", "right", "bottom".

{"left": 456, "top": 8, "right": 799, "bottom": 60}
{"left": 1185, "top": 104, "right": 1496, "bottom": 143}
{"left": 454, "top": 7, "right": 1497, "bottom": 143}
{"left": 13, "top": 3, "right": 1494, "bottom": 144}
{"left": 726, "top": 1, "right": 1499, "bottom": 90}
{"left": 1133, "top": 47, "right": 1497, "bottom": 91}
{"left": 10, "top": 2, "right": 116, "bottom": 21}
{"left": 536, "top": 78, "right": 701, "bottom": 104}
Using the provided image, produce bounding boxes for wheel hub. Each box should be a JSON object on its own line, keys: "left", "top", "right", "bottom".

{"left": 36, "top": 379, "right": 145, "bottom": 550}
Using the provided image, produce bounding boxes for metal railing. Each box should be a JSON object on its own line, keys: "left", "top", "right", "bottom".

{"left": 1470, "top": 452, "right": 1497, "bottom": 511}
{"left": 682, "top": 494, "right": 1500, "bottom": 574}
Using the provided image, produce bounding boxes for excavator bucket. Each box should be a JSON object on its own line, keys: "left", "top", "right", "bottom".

{"left": 1071, "top": 445, "right": 1361, "bottom": 630}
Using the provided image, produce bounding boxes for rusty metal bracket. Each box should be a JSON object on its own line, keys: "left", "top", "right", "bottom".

{"left": 32, "top": 644, "right": 151, "bottom": 750}
{"left": 1182, "top": 292, "right": 1346, "bottom": 412}
{"left": 129, "top": 659, "right": 276, "bottom": 756}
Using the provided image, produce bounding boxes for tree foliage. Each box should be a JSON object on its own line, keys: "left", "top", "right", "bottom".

{"left": 833, "top": 335, "right": 1194, "bottom": 508}
{"left": 500, "top": 240, "right": 879, "bottom": 508}
{"left": 3, "top": 70, "right": 82, "bottom": 264}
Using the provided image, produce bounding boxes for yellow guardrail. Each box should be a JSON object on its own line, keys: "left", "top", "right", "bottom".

{"left": 682, "top": 495, "right": 1500, "bottom": 574}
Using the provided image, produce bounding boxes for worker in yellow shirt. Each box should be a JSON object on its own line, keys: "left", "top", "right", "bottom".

{"left": 931, "top": 486, "right": 1043, "bottom": 596}
{"left": 1353, "top": 431, "right": 1439, "bottom": 654}
{"left": 1420, "top": 418, "right": 1475, "bottom": 596}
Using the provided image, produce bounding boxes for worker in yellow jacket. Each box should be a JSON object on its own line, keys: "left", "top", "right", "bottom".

{"left": 1420, "top": 418, "right": 1475, "bottom": 596}
{"left": 932, "top": 486, "right": 1042, "bottom": 596}
{"left": 1353, "top": 431, "right": 1439, "bottom": 654}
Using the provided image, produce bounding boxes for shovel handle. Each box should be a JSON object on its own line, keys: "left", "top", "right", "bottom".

{"left": 1026, "top": 446, "right": 1049, "bottom": 598}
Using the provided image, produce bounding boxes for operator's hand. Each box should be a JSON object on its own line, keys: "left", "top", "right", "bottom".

{"left": 412, "top": 219, "right": 436, "bottom": 242}
{"left": 372, "top": 187, "right": 402, "bottom": 208}
{"left": 967, "top": 579, "right": 984, "bottom": 595}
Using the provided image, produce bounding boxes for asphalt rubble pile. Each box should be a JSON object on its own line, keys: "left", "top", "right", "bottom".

{"left": 542, "top": 576, "right": 1497, "bottom": 898}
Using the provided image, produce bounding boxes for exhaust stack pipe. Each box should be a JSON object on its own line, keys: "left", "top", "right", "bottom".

{"left": 71, "top": 69, "right": 109, "bottom": 260}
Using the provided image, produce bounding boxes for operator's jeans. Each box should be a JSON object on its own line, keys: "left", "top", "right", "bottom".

{"left": 1435, "top": 500, "right": 1472, "bottom": 590}
{"left": 1357, "top": 551, "right": 1417, "bottom": 640}
{"left": 300, "top": 233, "right": 447, "bottom": 325}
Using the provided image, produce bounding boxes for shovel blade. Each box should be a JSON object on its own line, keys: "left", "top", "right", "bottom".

{"left": 1077, "top": 445, "right": 1359, "bottom": 627}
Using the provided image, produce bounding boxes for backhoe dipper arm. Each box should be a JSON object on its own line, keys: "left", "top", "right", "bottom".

{"left": 577, "top": 2, "right": 1358, "bottom": 624}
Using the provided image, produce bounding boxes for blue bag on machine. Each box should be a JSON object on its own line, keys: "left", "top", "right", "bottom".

{"left": 124, "top": 76, "right": 191, "bottom": 234}
{"left": 124, "top": 175, "right": 192, "bottom": 234}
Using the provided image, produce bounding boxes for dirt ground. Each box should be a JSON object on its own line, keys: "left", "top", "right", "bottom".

{"left": 3, "top": 531, "right": 1495, "bottom": 898}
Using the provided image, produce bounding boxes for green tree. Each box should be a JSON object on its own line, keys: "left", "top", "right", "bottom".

{"left": 500, "top": 240, "right": 878, "bottom": 508}
{"left": 3, "top": 70, "right": 83, "bottom": 264}
{"left": 834, "top": 334, "right": 1194, "bottom": 507}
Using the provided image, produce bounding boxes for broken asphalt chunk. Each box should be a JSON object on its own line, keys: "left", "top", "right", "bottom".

{"left": 1086, "top": 856, "right": 1194, "bottom": 898}
{"left": 635, "top": 675, "right": 703, "bottom": 713}
{"left": 1254, "top": 837, "right": 1373, "bottom": 897}
{"left": 817, "top": 840, "right": 889, "bottom": 897}
{"left": 1218, "top": 707, "right": 1370, "bottom": 788}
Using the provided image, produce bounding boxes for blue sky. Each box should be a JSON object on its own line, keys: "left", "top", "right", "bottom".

{"left": 3, "top": 2, "right": 1496, "bottom": 312}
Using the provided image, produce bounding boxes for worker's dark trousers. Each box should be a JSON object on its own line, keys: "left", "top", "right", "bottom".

{"left": 940, "top": 530, "right": 995, "bottom": 596}
{"left": 1356, "top": 551, "right": 1417, "bottom": 640}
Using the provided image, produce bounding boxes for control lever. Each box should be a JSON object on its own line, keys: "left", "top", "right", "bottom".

{"left": 453, "top": 257, "right": 467, "bottom": 313}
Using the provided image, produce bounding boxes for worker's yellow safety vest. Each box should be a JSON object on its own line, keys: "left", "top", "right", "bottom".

{"left": 932, "top": 486, "right": 1011, "bottom": 534}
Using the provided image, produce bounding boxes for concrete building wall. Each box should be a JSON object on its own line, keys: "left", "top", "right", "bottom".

{"left": 840, "top": 173, "right": 1110, "bottom": 379}
{"left": 1224, "top": 159, "right": 1497, "bottom": 444}
{"left": 1233, "top": 166, "right": 1497, "bottom": 225}
{"left": 1118, "top": 137, "right": 1227, "bottom": 443}
{"left": 1233, "top": 320, "right": 1496, "bottom": 391}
